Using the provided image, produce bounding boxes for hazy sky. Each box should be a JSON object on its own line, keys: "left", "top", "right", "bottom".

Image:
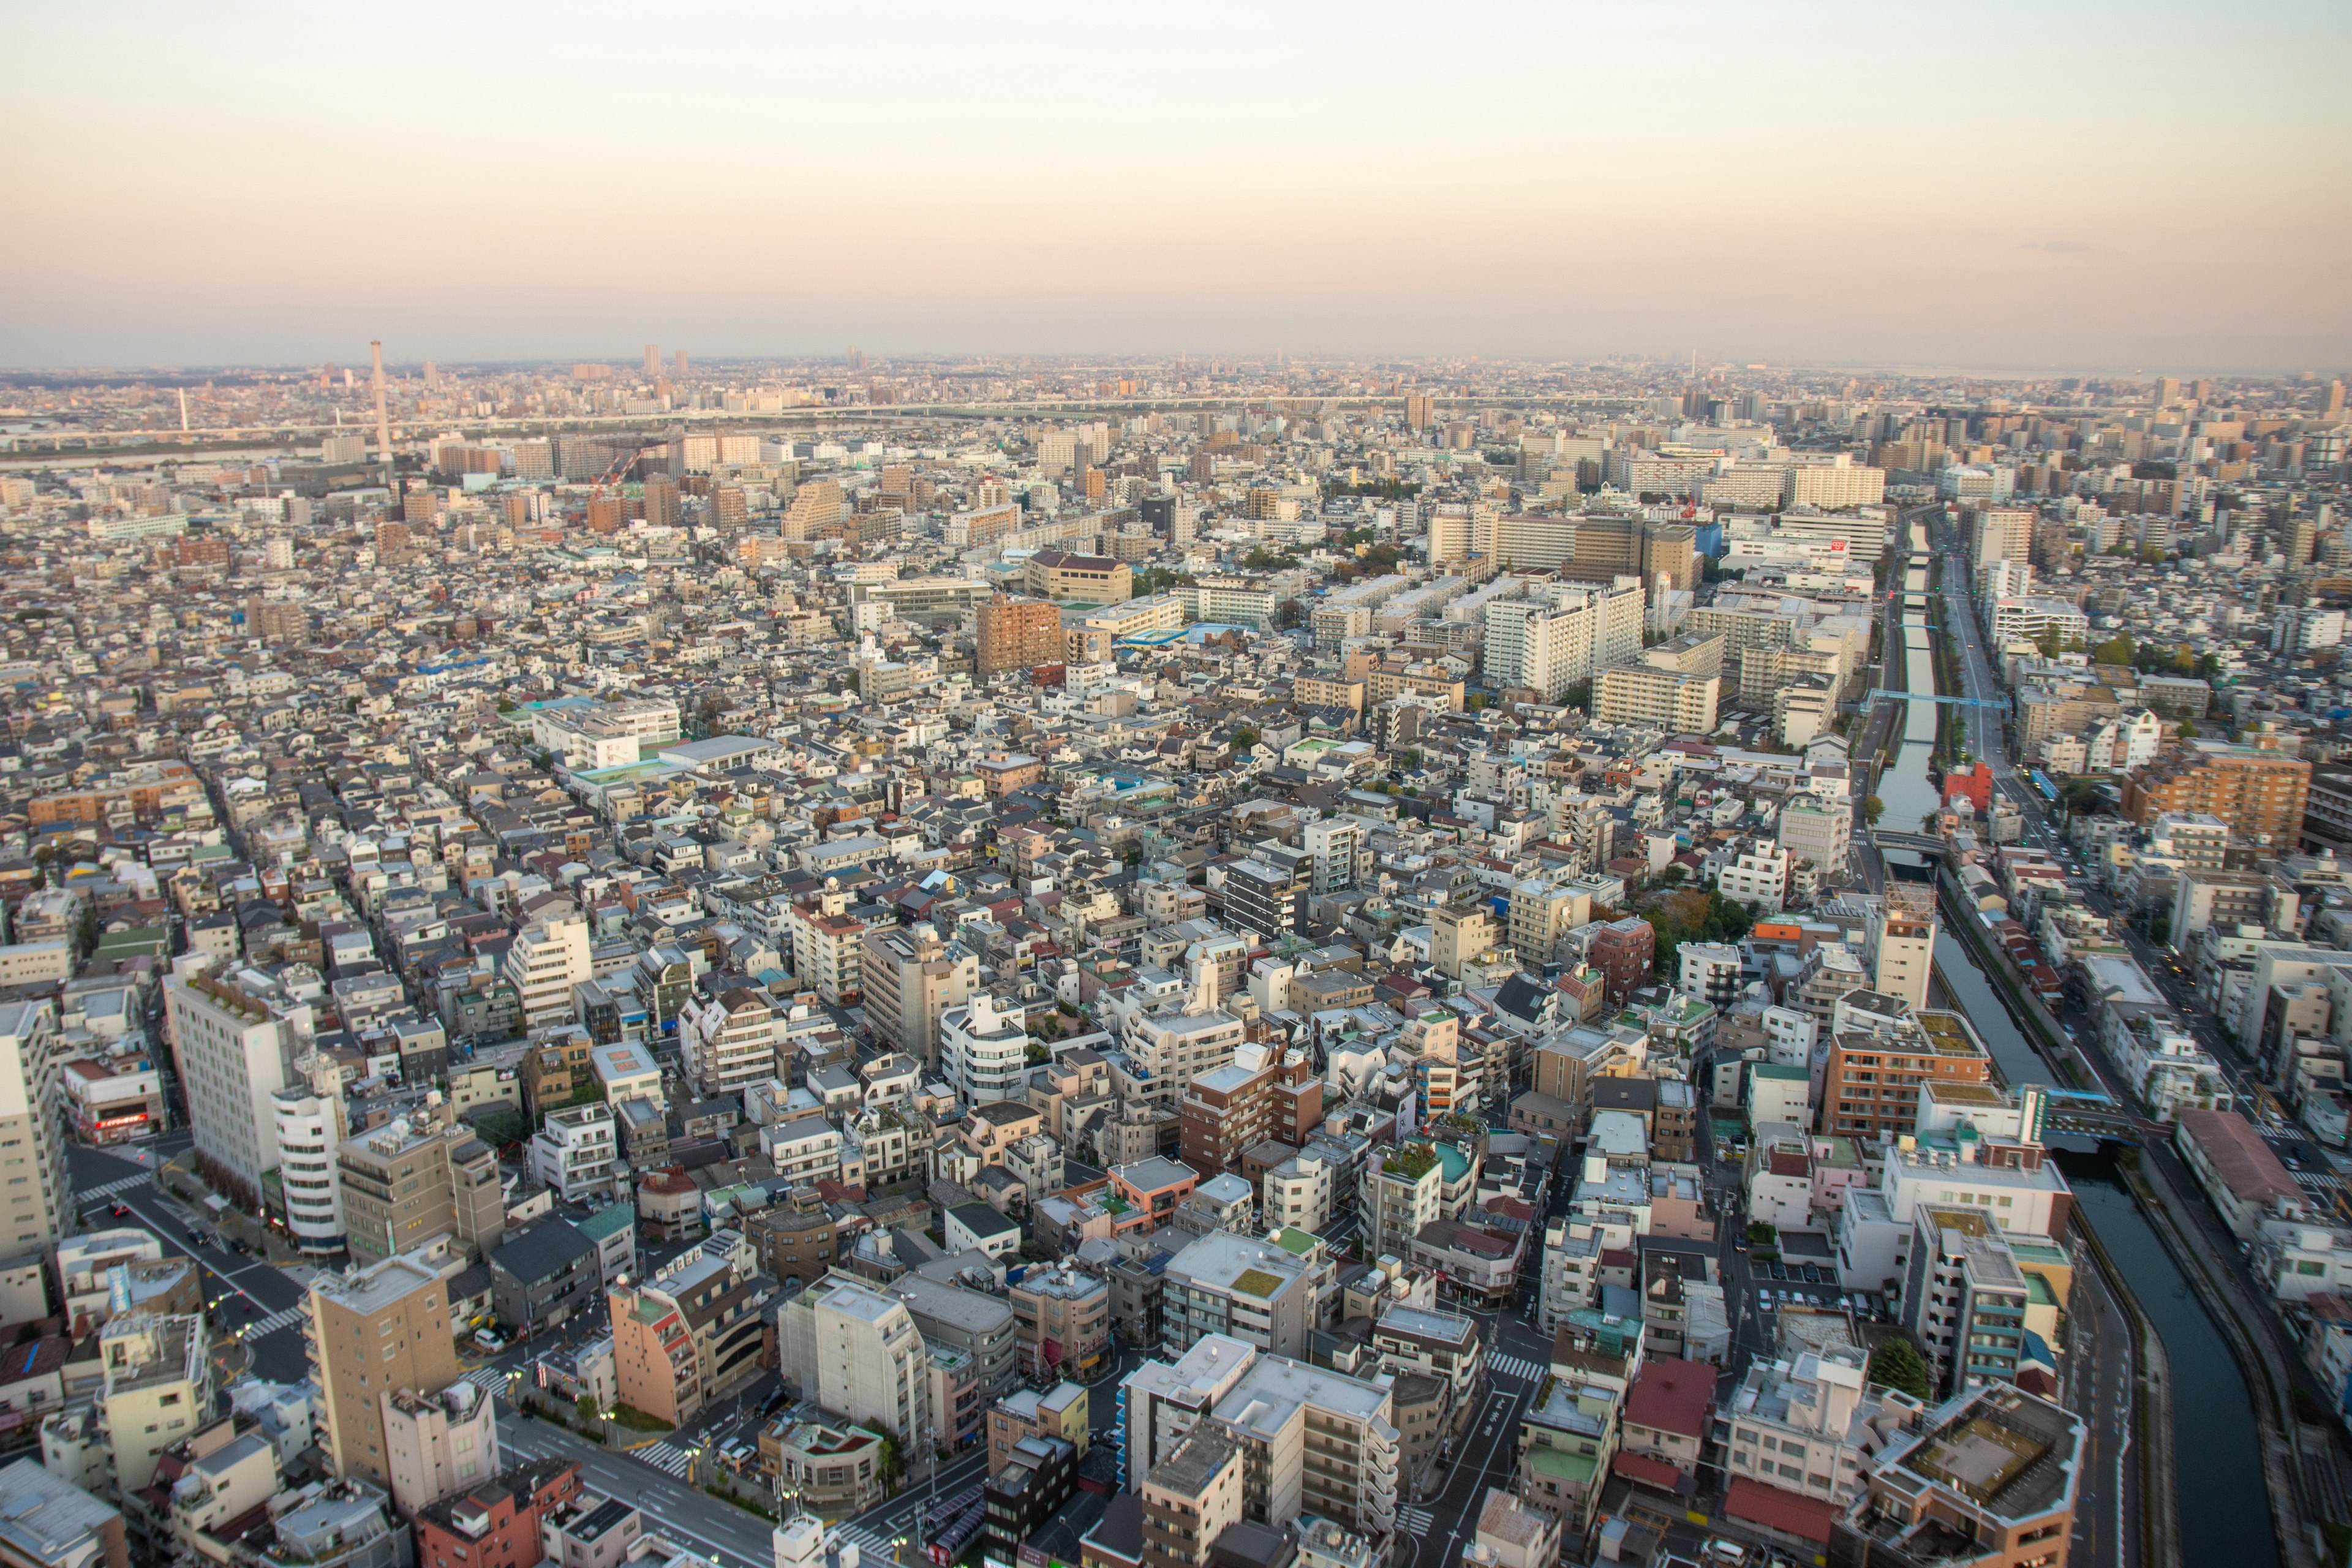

{"left": 4, "top": 1, "right": 2346, "bottom": 371}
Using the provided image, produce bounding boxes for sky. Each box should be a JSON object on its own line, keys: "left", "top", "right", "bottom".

{"left": 2, "top": 1, "right": 2346, "bottom": 372}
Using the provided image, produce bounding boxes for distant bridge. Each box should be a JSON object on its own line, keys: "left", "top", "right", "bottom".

{"left": 1864, "top": 690, "right": 2000, "bottom": 707}
{"left": 1868, "top": 831, "right": 1949, "bottom": 854}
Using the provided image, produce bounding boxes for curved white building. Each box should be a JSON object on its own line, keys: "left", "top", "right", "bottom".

{"left": 940, "top": 993, "right": 1032, "bottom": 1105}
{"left": 269, "top": 1087, "right": 345, "bottom": 1257}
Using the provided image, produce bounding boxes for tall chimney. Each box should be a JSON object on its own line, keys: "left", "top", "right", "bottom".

{"left": 371, "top": 340, "right": 394, "bottom": 488}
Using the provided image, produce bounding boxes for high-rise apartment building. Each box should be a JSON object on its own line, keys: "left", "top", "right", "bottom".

{"left": 305, "top": 1248, "right": 461, "bottom": 1490}
{"left": 1593, "top": 662, "right": 1720, "bottom": 733}
{"left": 976, "top": 595, "right": 1066, "bottom": 676}
{"left": 270, "top": 1082, "right": 347, "bottom": 1258}
{"left": 609, "top": 1232, "right": 775, "bottom": 1427}
{"left": 382, "top": 1383, "right": 500, "bottom": 1516}
{"left": 2122, "top": 746, "right": 2312, "bottom": 846}
{"left": 1967, "top": 506, "right": 2036, "bottom": 566}
{"left": 861, "top": 924, "right": 979, "bottom": 1071}
{"left": 1820, "top": 1008, "right": 1993, "bottom": 1142}
{"left": 643, "top": 344, "right": 658, "bottom": 377}
{"left": 163, "top": 965, "right": 311, "bottom": 1212}
{"left": 0, "top": 1002, "right": 70, "bottom": 1260}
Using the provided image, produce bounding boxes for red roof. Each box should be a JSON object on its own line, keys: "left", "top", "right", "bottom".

{"left": 1724, "top": 1478, "right": 1837, "bottom": 1544}
{"left": 2177, "top": 1108, "right": 2299, "bottom": 1210}
{"left": 1624, "top": 1355, "right": 1714, "bottom": 1440}
{"left": 1611, "top": 1450, "right": 1689, "bottom": 1493}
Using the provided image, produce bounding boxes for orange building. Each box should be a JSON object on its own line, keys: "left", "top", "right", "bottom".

{"left": 1820, "top": 1009, "right": 1993, "bottom": 1142}
{"left": 976, "top": 595, "right": 1065, "bottom": 676}
{"left": 2120, "top": 745, "right": 2310, "bottom": 845}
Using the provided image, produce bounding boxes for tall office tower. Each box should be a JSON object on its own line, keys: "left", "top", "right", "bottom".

{"left": 975, "top": 595, "right": 1065, "bottom": 676}
{"left": 861, "top": 923, "right": 979, "bottom": 1071}
{"left": 306, "top": 1247, "right": 462, "bottom": 1489}
{"left": 642, "top": 472, "right": 680, "bottom": 529}
{"left": 846, "top": 345, "right": 865, "bottom": 372}
{"left": 1871, "top": 884, "right": 1938, "bottom": 1012}
{"left": 163, "top": 964, "right": 312, "bottom": 1213}
{"left": 643, "top": 344, "right": 659, "bottom": 376}
{"left": 1405, "top": 393, "right": 1435, "bottom": 430}
{"left": 0, "top": 1002, "right": 70, "bottom": 1258}
{"left": 673, "top": 349, "right": 689, "bottom": 377}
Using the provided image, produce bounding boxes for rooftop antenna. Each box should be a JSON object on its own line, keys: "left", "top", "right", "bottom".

{"left": 371, "top": 340, "right": 393, "bottom": 490}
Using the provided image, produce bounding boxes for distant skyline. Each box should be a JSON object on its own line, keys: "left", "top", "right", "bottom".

{"left": 4, "top": 2, "right": 2346, "bottom": 372}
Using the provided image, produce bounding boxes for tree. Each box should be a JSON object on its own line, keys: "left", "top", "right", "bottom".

{"left": 1231, "top": 726, "right": 1259, "bottom": 752}
{"left": 1861, "top": 795, "right": 1885, "bottom": 827}
{"left": 2176, "top": 718, "right": 2199, "bottom": 739}
{"left": 2093, "top": 633, "right": 2135, "bottom": 666}
{"left": 1868, "top": 1339, "right": 1934, "bottom": 1401}
{"left": 1275, "top": 599, "right": 1307, "bottom": 630}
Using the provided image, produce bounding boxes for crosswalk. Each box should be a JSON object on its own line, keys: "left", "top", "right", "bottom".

{"left": 634, "top": 1441, "right": 694, "bottom": 1478}
{"left": 1486, "top": 1354, "right": 1545, "bottom": 1384}
{"left": 831, "top": 1523, "right": 900, "bottom": 1562}
{"left": 456, "top": 1366, "right": 510, "bottom": 1394}
{"left": 241, "top": 1306, "right": 304, "bottom": 1338}
{"left": 1396, "top": 1507, "right": 1434, "bottom": 1536}
{"left": 78, "top": 1175, "right": 150, "bottom": 1202}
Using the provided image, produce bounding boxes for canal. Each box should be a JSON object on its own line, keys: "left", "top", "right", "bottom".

{"left": 1879, "top": 831, "right": 2275, "bottom": 1558}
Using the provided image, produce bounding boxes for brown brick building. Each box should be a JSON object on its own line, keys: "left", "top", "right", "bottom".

{"left": 1178, "top": 1050, "right": 1322, "bottom": 1175}
{"left": 1585, "top": 917, "right": 1657, "bottom": 1007}
{"left": 2122, "top": 745, "right": 2310, "bottom": 846}
{"left": 977, "top": 595, "right": 1066, "bottom": 676}
{"left": 415, "top": 1458, "right": 582, "bottom": 1568}
{"left": 1820, "top": 1009, "right": 1993, "bottom": 1142}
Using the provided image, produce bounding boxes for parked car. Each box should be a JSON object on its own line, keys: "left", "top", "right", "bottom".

{"left": 472, "top": 1330, "right": 505, "bottom": 1354}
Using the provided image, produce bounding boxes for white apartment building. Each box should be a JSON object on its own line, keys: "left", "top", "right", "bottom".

{"left": 1115, "top": 1008, "right": 1246, "bottom": 1112}
{"left": 1676, "top": 943, "right": 1744, "bottom": 1007}
{"left": 39, "top": 1312, "right": 208, "bottom": 1501}
{"left": 1867, "top": 892, "right": 1937, "bottom": 1015}
{"left": 677, "top": 986, "right": 780, "bottom": 1098}
{"left": 382, "top": 1382, "right": 499, "bottom": 1516}
{"left": 1594, "top": 662, "right": 1720, "bottom": 733}
{"left": 1264, "top": 1152, "right": 1334, "bottom": 1234}
{"left": 941, "top": 993, "right": 1035, "bottom": 1105}
{"left": 528, "top": 1103, "right": 617, "bottom": 1202}
{"left": 1716, "top": 842, "right": 1791, "bottom": 912}
{"left": 1777, "top": 797, "right": 1850, "bottom": 871}
{"left": 1304, "top": 817, "right": 1371, "bottom": 896}
{"left": 1120, "top": 1333, "right": 1400, "bottom": 1537}
{"left": 1721, "top": 1347, "right": 1910, "bottom": 1504}
{"left": 503, "top": 915, "right": 591, "bottom": 1030}
{"left": 0, "top": 1002, "right": 69, "bottom": 1261}
{"left": 163, "top": 966, "right": 311, "bottom": 1207}
{"left": 776, "top": 1273, "right": 933, "bottom": 1442}
{"left": 1986, "top": 598, "right": 2089, "bottom": 649}
{"left": 270, "top": 1086, "right": 347, "bottom": 1257}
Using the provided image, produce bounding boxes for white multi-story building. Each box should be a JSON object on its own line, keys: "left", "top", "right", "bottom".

{"left": 1721, "top": 1346, "right": 1911, "bottom": 1504}
{"left": 1777, "top": 796, "right": 1851, "bottom": 872}
{"left": 162, "top": 965, "right": 312, "bottom": 1209}
{"left": 1986, "top": 597, "right": 2089, "bottom": 649}
{"left": 775, "top": 1273, "right": 933, "bottom": 1442}
{"left": 1120, "top": 1333, "right": 1400, "bottom": 1537}
{"left": 1676, "top": 943, "right": 1744, "bottom": 1008}
{"left": 269, "top": 1084, "right": 347, "bottom": 1257}
{"left": 677, "top": 986, "right": 780, "bottom": 1098}
{"left": 528, "top": 1103, "right": 617, "bottom": 1202}
{"left": 941, "top": 993, "right": 1034, "bottom": 1106}
{"left": 1716, "top": 842, "right": 1791, "bottom": 912}
{"left": 382, "top": 1382, "right": 499, "bottom": 1516}
{"left": 503, "top": 915, "right": 590, "bottom": 1030}
{"left": 1264, "top": 1151, "right": 1334, "bottom": 1234}
{"left": 1303, "top": 817, "right": 1371, "bottom": 895}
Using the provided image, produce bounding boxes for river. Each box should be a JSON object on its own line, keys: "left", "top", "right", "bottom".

{"left": 1878, "top": 771, "right": 2274, "bottom": 1562}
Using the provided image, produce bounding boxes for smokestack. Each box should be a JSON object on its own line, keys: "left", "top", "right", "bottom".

{"left": 371, "top": 340, "right": 393, "bottom": 488}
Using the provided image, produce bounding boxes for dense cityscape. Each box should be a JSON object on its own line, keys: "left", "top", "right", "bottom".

{"left": 0, "top": 348, "right": 2339, "bottom": 1568}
